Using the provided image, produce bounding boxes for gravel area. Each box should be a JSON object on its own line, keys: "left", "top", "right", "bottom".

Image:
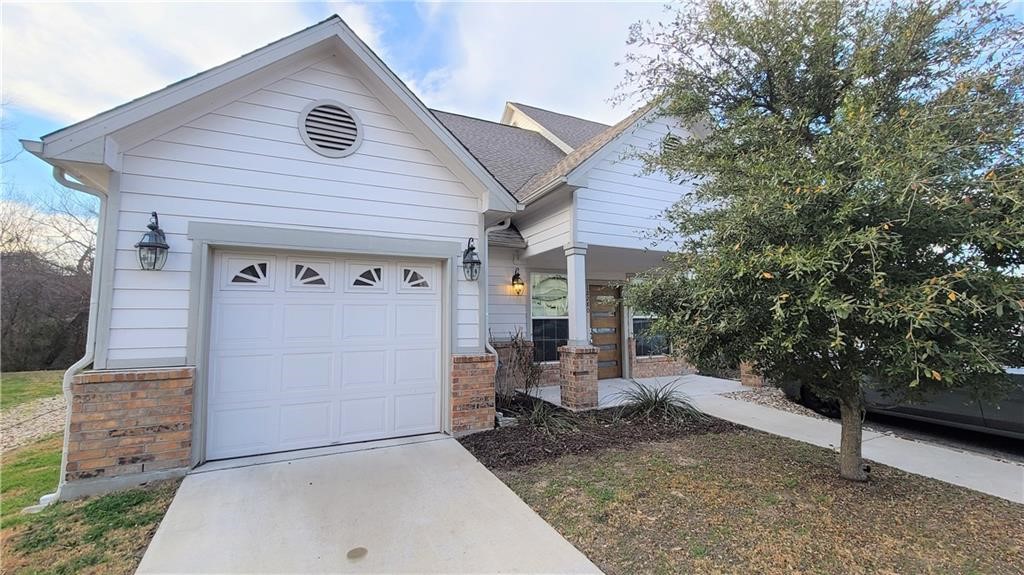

{"left": 722, "top": 386, "right": 828, "bottom": 420}
{"left": 1, "top": 394, "right": 66, "bottom": 451}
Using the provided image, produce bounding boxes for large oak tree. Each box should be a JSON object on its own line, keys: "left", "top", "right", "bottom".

{"left": 624, "top": 0, "right": 1023, "bottom": 480}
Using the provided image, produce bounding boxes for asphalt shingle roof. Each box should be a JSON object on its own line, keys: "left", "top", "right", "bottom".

{"left": 509, "top": 102, "right": 611, "bottom": 149}
{"left": 431, "top": 110, "right": 566, "bottom": 197}
{"left": 488, "top": 225, "right": 527, "bottom": 249}
{"left": 516, "top": 103, "right": 656, "bottom": 200}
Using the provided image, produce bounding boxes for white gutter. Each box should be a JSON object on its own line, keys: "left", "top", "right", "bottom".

{"left": 481, "top": 218, "right": 512, "bottom": 366}
{"left": 520, "top": 176, "right": 568, "bottom": 205}
{"left": 33, "top": 167, "right": 108, "bottom": 507}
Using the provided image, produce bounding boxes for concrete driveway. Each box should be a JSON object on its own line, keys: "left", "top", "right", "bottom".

{"left": 138, "top": 437, "right": 600, "bottom": 574}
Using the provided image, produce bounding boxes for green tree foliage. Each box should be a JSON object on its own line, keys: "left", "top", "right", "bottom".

{"left": 623, "top": 0, "right": 1024, "bottom": 480}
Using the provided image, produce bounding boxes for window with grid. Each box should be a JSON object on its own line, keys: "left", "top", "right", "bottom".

{"left": 531, "top": 273, "right": 568, "bottom": 362}
{"left": 633, "top": 316, "right": 669, "bottom": 357}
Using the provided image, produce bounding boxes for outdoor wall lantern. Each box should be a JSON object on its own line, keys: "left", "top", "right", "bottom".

{"left": 511, "top": 267, "right": 525, "bottom": 296}
{"left": 135, "top": 211, "right": 169, "bottom": 271}
{"left": 462, "top": 238, "right": 481, "bottom": 281}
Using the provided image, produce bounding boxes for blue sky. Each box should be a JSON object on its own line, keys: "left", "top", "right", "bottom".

{"left": 1, "top": 1, "right": 665, "bottom": 207}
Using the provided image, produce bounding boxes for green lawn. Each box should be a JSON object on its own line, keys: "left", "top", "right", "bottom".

{"left": 1, "top": 434, "right": 180, "bottom": 574}
{"left": 1, "top": 370, "right": 64, "bottom": 411}
{"left": 1, "top": 434, "right": 63, "bottom": 529}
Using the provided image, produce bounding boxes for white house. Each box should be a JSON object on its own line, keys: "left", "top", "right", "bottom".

{"left": 23, "top": 15, "right": 694, "bottom": 499}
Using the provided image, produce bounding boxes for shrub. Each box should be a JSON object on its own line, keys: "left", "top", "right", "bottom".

{"left": 494, "top": 328, "right": 542, "bottom": 409}
{"left": 525, "top": 400, "right": 576, "bottom": 434}
{"left": 616, "top": 379, "right": 705, "bottom": 422}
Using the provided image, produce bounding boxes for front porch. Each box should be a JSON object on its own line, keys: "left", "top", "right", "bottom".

{"left": 500, "top": 242, "right": 693, "bottom": 410}
{"left": 529, "top": 374, "right": 745, "bottom": 411}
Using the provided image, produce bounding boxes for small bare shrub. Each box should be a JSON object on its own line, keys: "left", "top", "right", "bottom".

{"left": 494, "top": 328, "right": 541, "bottom": 409}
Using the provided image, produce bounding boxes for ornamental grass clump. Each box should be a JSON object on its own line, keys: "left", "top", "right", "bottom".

{"left": 616, "top": 379, "right": 706, "bottom": 423}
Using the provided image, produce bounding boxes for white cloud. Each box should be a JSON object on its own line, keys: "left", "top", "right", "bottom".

{"left": 1, "top": 2, "right": 385, "bottom": 125}
{"left": 409, "top": 2, "right": 666, "bottom": 124}
{"left": 2, "top": 1, "right": 664, "bottom": 133}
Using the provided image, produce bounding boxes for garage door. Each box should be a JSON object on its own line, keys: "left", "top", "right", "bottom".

{"left": 206, "top": 251, "right": 443, "bottom": 460}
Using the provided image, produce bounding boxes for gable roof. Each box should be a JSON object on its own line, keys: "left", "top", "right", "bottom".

{"left": 488, "top": 224, "right": 528, "bottom": 249}
{"left": 507, "top": 103, "right": 610, "bottom": 149}
{"left": 25, "top": 15, "right": 519, "bottom": 213}
{"left": 432, "top": 110, "right": 564, "bottom": 195}
{"left": 516, "top": 102, "right": 657, "bottom": 202}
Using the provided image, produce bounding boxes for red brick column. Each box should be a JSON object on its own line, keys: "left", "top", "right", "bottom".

{"left": 451, "top": 354, "right": 496, "bottom": 434}
{"left": 740, "top": 361, "right": 765, "bottom": 387}
{"left": 559, "top": 345, "right": 599, "bottom": 410}
{"left": 67, "top": 367, "right": 194, "bottom": 483}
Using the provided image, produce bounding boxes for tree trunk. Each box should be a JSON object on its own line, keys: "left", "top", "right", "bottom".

{"left": 838, "top": 380, "right": 867, "bottom": 481}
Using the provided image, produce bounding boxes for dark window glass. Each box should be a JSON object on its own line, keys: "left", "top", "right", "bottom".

{"left": 634, "top": 317, "right": 668, "bottom": 357}
{"left": 532, "top": 318, "right": 568, "bottom": 362}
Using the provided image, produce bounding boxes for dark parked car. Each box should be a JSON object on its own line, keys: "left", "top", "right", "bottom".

{"left": 782, "top": 371, "right": 1024, "bottom": 440}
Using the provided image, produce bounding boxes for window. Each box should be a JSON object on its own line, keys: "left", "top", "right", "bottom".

{"left": 531, "top": 273, "right": 568, "bottom": 362}
{"left": 223, "top": 255, "right": 274, "bottom": 290}
{"left": 633, "top": 316, "right": 669, "bottom": 357}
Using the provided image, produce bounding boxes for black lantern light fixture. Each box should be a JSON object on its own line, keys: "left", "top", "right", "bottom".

{"left": 135, "top": 211, "right": 169, "bottom": 271}
{"left": 462, "top": 238, "right": 481, "bottom": 281}
{"left": 511, "top": 267, "right": 525, "bottom": 296}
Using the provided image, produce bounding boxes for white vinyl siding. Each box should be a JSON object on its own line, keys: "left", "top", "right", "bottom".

{"left": 517, "top": 193, "right": 571, "bottom": 257}
{"left": 107, "top": 55, "right": 482, "bottom": 364}
{"left": 574, "top": 117, "right": 692, "bottom": 250}
{"left": 487, "top": 247, "right": 527, "bottom": 340}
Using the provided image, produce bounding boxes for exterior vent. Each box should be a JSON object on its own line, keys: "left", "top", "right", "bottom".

{"left": 298, "top": 100, "right": 363, "bottom": 158}
{"left": 663, "top": 134, "right": 683, "bottom": 153}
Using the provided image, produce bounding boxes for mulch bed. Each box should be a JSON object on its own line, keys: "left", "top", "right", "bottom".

{"left": 459, "top": 406, "right": 742, "bottom": 470}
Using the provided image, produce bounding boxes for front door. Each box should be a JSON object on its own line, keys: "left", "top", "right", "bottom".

{"left": 589, "top": 285, "right": 622, "bottom": 379}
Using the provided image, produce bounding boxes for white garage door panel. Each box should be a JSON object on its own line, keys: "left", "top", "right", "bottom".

{"left": 207, "top": 253, "right": 443, "bottom": 460}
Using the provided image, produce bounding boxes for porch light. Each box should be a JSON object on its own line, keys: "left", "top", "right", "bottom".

{"left": 462, "top": 238, "right": 481, "bottom": 281}
{"left": 135, "top": 211, "right": 169, "bottom": 271}
{"left": 511, "top": 267, "right": 525, "bottom": 295}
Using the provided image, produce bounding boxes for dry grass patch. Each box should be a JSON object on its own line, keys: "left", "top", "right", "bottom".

{"left": 493, "top": 429, "right": 1023, "bottom": 575}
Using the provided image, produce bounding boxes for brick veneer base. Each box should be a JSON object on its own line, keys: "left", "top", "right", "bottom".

{"left": 559, "top": 346, "right": 599, "bottom": 410}
{"left": 451, "top": 354, "right": 496, "bottom": 434}
{"left": 67, "top": 368, "right": 194, "bottom": 485}
{"left": 537, "top": 362, "right": 560, "bottom": 387}
{"left": 628, "top": 337, "right": 697, "bottom": 378}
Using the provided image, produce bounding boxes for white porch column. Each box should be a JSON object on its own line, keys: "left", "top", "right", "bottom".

{"left": 564, "top": 242, "right": 589, "bottom": 345}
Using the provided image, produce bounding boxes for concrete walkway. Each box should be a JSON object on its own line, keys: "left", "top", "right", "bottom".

{"left": 138, "top": 437, "right": 600, "bottom": 574}
{"left": 533, "top": 375, "right": 1024, "bottom": 504}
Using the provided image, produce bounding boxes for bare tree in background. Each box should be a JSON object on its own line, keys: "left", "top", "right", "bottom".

{"left": 1, "top": 184, "right": 98, "bottom": 370}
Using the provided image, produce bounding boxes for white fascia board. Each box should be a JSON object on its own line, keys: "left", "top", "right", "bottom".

{"left": 20, "top": 140, "right": 111, "bottom": 192}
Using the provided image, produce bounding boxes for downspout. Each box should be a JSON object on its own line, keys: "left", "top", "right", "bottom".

{"left": 481, "top": 218, "right": 512, "bottom": 364}
{"left": 34, "top": 167, "right": 108, "bottom": 507}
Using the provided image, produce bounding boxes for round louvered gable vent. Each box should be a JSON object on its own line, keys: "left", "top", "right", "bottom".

{"left": 298, "top": 100, "right": 363, "bottom": 158}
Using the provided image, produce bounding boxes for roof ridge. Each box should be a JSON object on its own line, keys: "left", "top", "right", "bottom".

{"left": 508, "top": 102, "right": 610, "bottom": 128}
{"left": 430, "top": 108, "right": 538, "bottom": 133}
